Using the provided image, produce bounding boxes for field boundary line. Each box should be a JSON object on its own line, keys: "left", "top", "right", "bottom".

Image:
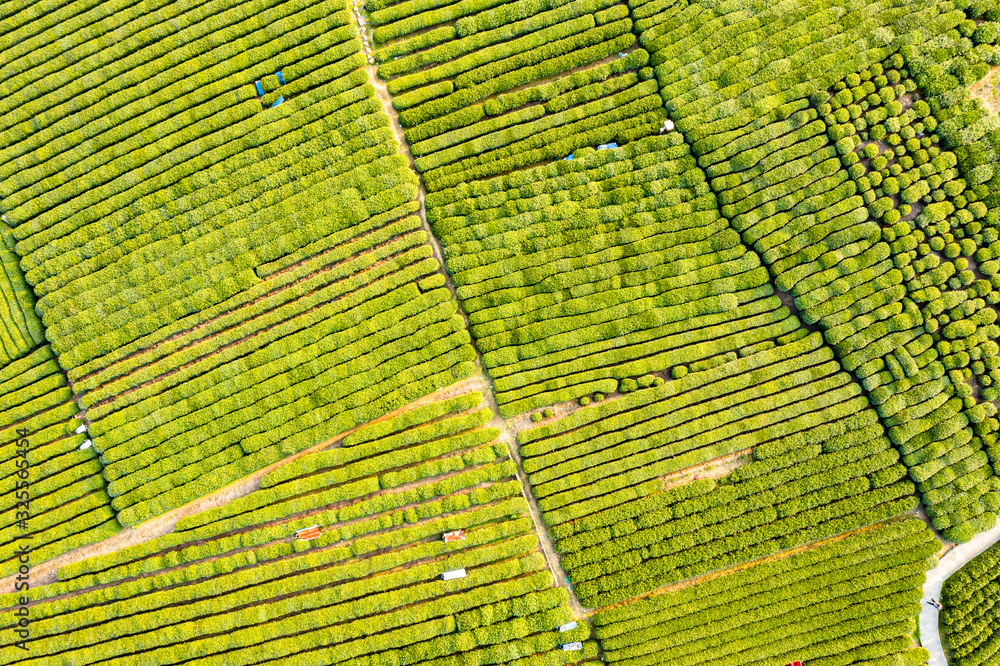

{"left": 0, "top": 376, "right": 485, "bottom": 594}
{"left": 351, "top": 12, "right": 590, "bottom": 619}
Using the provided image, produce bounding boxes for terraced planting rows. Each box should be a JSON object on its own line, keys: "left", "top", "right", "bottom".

{"left": 428, "top": 135, "right": 786, "bottom": 416}
{"left": 0, "top": 240, "right": 43, "bottom": 366}
{"left": 0, "top": 0, "right": 476, "bottom": 527}
{"left": 9, "top": 0, "right": 1000, "bottom": 662}
{"left": 423, "top": 129, "right": 916, "bottom": 607}
{"left": 0, "top": 232, "right": 115, "bottom": 565}
{"left": 0, "top": 345, "right": 119, "bottom": 567}
{"left": 0, "top": 391, "right": 598, "bottom": 664}
{"left": 942, "top": 534, "right": 1000, "bottom": 665}
{"left": 593, "top": 518, "right": 937, "bottom": 666}
{"left": 370, "top": 0, "right": 666, "bottom": 189}
{"left": 517, "top": 329, "right": 915, "bottom": 607}
{"left": 630, "top": 0, "right": 1000, "bottom": 541}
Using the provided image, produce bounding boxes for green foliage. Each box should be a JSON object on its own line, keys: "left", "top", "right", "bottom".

{"left": 0, "top": 345, "right": 120, "bottom": 566}
{"left": 12, "top": 391, "right": 591, "bottom": 665}
{"left": 942, "top": 526, "right": 1000, "bottom": 664}
{"left": 593, "top": 518, "right": 936, "bottom": 665}
{"left": 627, "top": 0, "right": 1000, "bottom": 538}
{"left": 372, "top": 0, "right": 660, "bottom": 189}
{"left": 0, "top": 0, "right": 479, "bottom": 527}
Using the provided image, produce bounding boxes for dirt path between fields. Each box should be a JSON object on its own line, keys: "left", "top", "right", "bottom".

{"left": 7, "top": 33, "right": 588, "bottom": 633}
{"left": 355, "top": 22, "right": 590, "bottom": 619}
{"left": 0, "top": 376, "right": 485, "bottom": 593}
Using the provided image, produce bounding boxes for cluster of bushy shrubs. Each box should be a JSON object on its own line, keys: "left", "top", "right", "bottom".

{"left": 808, "top": 56, "right": 1000, "bottom": 541}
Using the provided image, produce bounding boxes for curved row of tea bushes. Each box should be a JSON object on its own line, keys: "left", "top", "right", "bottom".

{"left": 0, "top": 345, "right": 119, "bottom": 568}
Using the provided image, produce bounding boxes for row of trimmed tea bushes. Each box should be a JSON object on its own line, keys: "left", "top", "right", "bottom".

{"left": 592, "top": 518, "right": 936, "bottom": 665}
{"left": 0, "top": 392, "right": 599, "bottom": 666}
{"left": 56, "top": 390, "right": 492, "bottom": 587}
{"left": 6, "top": 6, "right": 375, "bottom": 335}
{"left": 942, "top": 533, "right": 1000, "bottom": 665}
{"left": 369, "top": 0, "right": 665, "bottom": 190}
{"left": 903, "top": 2, "right": 1000, "bottom": 208}
{"left": 894, "top": 11, "right": 1000, "bottom": 480}
{"left": 633, "top": 0, "right": 999, "bottom": 541}
{"left": 518, "top": 330, "right": 917, "bottom": 606}
{"left": 426, "top": 135, "right": 792, "bottom": 416}
{"left": 814, "top": 60, "right": 1000, "bottom": 540}
{"left": 1, "top": 0, "right": 479, "bottom": 526}
{"left": 0, "top": 345, "right": 119, "bottom": 567}
{"left": 89, "top": 247, "right": 471, "bottom": 517}
{"left": 0, "top": 238, "right": 43, "bottom": 366}
{"left": 2, "top": 0, "right": 348, "bottom": 212}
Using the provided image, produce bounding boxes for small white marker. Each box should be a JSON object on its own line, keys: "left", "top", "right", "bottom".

{"left": 79, "top": 439, "right": 93, "bottom": 451}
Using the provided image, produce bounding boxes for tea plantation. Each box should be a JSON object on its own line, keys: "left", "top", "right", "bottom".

{"left": 7, "top": 0, "right": 1000, "bottom": 662}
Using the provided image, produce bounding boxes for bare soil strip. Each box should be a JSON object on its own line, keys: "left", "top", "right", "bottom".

{"left": 0, "top": 376, "right": 483, "bottom": 593}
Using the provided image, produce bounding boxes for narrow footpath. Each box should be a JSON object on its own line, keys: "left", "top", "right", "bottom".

{"left": 350, "top": 10, "right": 590, "bottom": 619}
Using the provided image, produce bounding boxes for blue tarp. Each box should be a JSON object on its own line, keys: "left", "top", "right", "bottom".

{"left": 597, "top": 142, "right": 619, "bottom": 150}
{"left": 564, "top": 154, "right": 574, "bottom": 161}
{"left": 270, "top": 97, "right": 285, "bottom": 108}
{"left": 254, "top": 80, "right": 264, "bottom": 96}
{"left": 276, "top": 70, "right": 286, "bottom": 85}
